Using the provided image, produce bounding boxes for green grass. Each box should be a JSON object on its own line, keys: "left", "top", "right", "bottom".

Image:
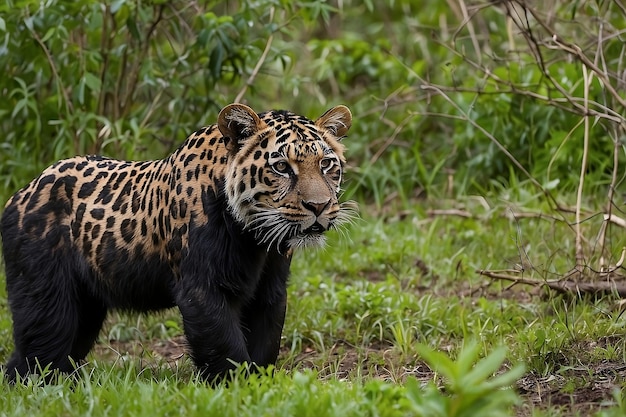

{"left": 1, "top": 192, "right": 626, "bottom": 416}
{"left": 0, "top": 366, "right": 406, "bottom": 417}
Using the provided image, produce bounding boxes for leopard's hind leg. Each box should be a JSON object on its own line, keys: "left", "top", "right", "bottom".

{"left": 4, "top": 233, "right": 105, "bottom": 382}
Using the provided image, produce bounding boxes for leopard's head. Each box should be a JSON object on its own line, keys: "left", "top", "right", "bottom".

{"left": 218, "top": 103, "right": 356, "bottom": 251}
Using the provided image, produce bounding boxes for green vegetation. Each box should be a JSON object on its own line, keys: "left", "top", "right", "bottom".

{"left": 2, "top": 211, "right": 626, "bottom": 416}
{"left": 1, "top": 0, "right": 626, "bottom": 416}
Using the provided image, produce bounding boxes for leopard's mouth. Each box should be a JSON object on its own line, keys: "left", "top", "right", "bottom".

{"left": 245, "top": 209, "right": 334, "bottom": 251}
{"left": 303, "top": 221, "right": 327, "bottom": 235}
{"left": 281, "top": 221, "right": 330, "bottom": 251}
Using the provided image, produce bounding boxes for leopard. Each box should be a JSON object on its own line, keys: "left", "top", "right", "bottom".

{"left": 0, "top": 103, "right": 354, "bottom": 383}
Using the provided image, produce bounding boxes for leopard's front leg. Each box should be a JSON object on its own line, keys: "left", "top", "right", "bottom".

{"left": 176, "top": 280, "right": 251, "bottom": 382}
{"left": 240, "top": 252, "right": 291, "bottom": 368}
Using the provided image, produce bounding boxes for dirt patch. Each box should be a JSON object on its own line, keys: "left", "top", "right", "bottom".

{"left": 287, "top": 341, "right": 626, "bottom": 415}
{"left": 516, "top": 360, "right": 626, "bottom": 415}
{"left": 92, "top": 335, "right": 187, "bottom": 367}
{"left": 91, "top": 333, "right": 624, "bottom": 415}
{"left": 281, "top": 340, "right": 426, "bottom": 382}
{"left": 94, "top": 337, "right": 433, "bottom": 383}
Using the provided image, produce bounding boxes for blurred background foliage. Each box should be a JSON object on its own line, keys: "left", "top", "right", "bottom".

{"left": 0, "top": 0, "right": 624, "bottom": 209}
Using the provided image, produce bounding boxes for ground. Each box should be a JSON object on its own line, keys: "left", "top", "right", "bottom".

{"left": 93, "top": 284, "right": 626, "bottom": 416}
{"left": 3, "top": 200, "right": 626, "bottom": 416}
{"left": 92, "top": 327, "right": 626, "bottom": 415}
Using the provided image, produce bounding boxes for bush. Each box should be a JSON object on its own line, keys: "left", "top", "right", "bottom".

{"left": 0, "top": 0, "right": 325, "bottom": 199}
{"left": 2, "top": 0, "right": 624, "bottom": 206}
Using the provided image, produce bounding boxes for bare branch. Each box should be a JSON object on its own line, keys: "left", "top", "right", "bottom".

{"left": 234, "top": 7, "right": 275, "bottom": 104}
{"left": 477, "top": 269, "right": 626, "bottom": 297}
{"left": 574, "top": 64, "right": 592, "bottom": 270}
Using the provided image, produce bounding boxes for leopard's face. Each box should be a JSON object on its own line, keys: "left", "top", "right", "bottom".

{"left": 218, "top": 104, "right": 355, "bottom": 250}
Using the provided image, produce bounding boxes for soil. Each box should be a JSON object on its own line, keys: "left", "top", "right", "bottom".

{"left": 92, "top": 332, "right": 625, "bottom": 415}
{"left": 89, "top": 258, "right": 625, "bottom": 415}
{"left": 516, "top": 361, "right": 626, "bottom": 415}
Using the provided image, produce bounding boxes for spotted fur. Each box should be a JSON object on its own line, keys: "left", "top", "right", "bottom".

{"left": 1, "top": 103, "right": 354, "bottom": 382}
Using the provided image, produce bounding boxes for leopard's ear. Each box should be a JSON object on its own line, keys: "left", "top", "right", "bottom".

{"left": 218, "top": 103, "right": 264, "bottom": 151}
{"left": 315, "top": 105, "right": 352, "bottom": 139}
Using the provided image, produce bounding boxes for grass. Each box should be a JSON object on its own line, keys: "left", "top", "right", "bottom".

{"left": 1, "top": 191, "right": 626, "bottom": 416}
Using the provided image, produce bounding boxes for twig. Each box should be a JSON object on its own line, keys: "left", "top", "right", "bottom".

{"left": 614, "top": 248, "right": 626, "bottom": 270}
{"left": 26, "top": 12, "right": 73, "bottom": 117}
{"left": 509, "top": 1, "right": 626, "bottom": 140}
{"left": 234, "top": 7, "right": 275, "bottom": 103}
{"left": 546, "top": 118, "right": 584, "bottom": 180}
{"left": 477, "top": 269, "right": 626, "bottom": 297}
{"left": 369, "top": 113, "right": 417, "bottom": 164}
{"left": 121, "top": 5, "right": 165, "bottom": 117}
{"left": 503, "top": 210, "right": 567, "bottom": 222}
{"left": 418, "top": 82, "right": 571, "bottom": 222}
{"left": 598, "top": 125, "right": 623, "bottom": 267}
{"left": 549, "top": 34, "right": 626, "bottom": 111}
{"left": 454, "top": 0, "right": 483, "bottom": 65}
{"left": 503, "top": 2, "right": 626, "bottom": 127}
{"left": 427, "top": 209, "right": 472, "bottom": 218}
{"left": 606, "top": 214, "right": 626, "bottom": 228}
{"left": 97, "top": 4, "right": 111, "bottom": 122}
{"left": 388, "top": 1, "right": 626, "bottom": 287}
{"left": 574, "top": 64, "right": 591, "bottom": 270}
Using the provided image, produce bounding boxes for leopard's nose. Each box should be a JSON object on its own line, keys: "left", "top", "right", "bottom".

{"left": 301, "top": 200, "right": 329, "bottom": 217}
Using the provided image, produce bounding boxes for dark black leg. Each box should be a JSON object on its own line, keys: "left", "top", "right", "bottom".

{"left": 2, "top": 246, "right": 104, "bottom": 383}
{"left": 241, "top": 290, "right": 287, "bottom": 367}
{"left": 241, "top": 252, "right": 291, "bottom": 367}
{"left": 5, "top": 352, "right": 30, "bottom": 383}
{"left": 6, "top": 278, "right": 81, "bottom": 382}
{"left": 70, "top": 294, "right": 107, "bottom": 363}
{"left": 176, "top": 283, "right": 251, "bottom": 381}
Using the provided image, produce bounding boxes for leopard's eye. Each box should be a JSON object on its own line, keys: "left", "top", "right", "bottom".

{"left": 272, "top": 160, "right": 291, "bottom": 175}
{"left": 320, "top": 158, "right": 334, "bottom": 171}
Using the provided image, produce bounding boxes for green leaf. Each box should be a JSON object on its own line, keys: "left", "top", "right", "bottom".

{"left": 126, "top": 17, "right": 141, "bottom": 40}
{"left": 461, "top": 346, "right": 507, "bottom": 388}
{"left": 209, "top": 46, "right": 224, "bottom": 79}
{"left": 12, "top": 97, "right": 28, "bottom": 118}
{"left": 110, "top": 0, "right": 125, "bottom": 14}
{"left": 543, "top": 179, "right": 560, "bottom": 190}
{"left": 415, "top": 344, "right": 458, "bottom": 381}
{"left": 41, "top": 27, "right": 55, "bottom": 43}
{"left": 83, "top": 72, "right": 102, "bottom": 93}
{"left": 23, "top": 16, "right": 33, "bottom": 31}
{"left": 456, "top": 340, "right": 482, "bottom": 374}
{"left": 483, "top": 364, "right": 526, "bottom": 390}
